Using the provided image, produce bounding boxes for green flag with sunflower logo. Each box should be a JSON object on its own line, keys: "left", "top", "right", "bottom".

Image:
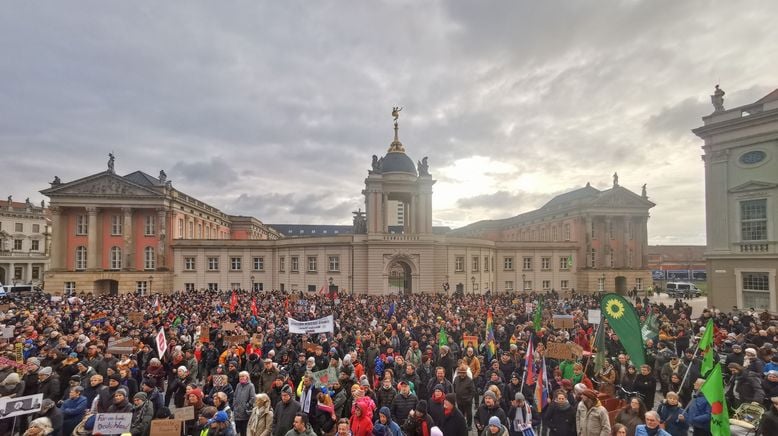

{"left": 600, "top": 293, "right": 645, "bottom": 367}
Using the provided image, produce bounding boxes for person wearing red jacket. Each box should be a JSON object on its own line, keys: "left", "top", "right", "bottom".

{"left": 350, "top": 401, "right": 374, "bottom": 436}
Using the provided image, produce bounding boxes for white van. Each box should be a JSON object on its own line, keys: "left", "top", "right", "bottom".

{"left": 665, "top": 282, "right": 701, "bottom": 298}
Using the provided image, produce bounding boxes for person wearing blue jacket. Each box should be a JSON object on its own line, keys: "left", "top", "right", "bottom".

{"left": 655, "top": 392, "right": 689, "bottom": 436}
{"left": 61, "top": 386, "right": 88, "bottom": 436}
{"left": 376, "top": 407, "right": 403, "bottom": 436}
{"left": 684, "top": 379, "right": 711, "bottom": 436}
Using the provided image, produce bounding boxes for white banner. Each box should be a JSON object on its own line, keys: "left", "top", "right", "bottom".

{"left": 288, "top": 315, "right": 334, "bottom": 334}
{"left": 94, "top": 413, "right": 133, "bottom": 434}
{"left": 588, "top": 309, "right": 601, "bottom": 325}
{"left": 0, "top": 393, "right": 43, "bottom": 418}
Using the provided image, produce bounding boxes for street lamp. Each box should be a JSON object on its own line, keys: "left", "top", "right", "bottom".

{"left": 148, "top": 275, "right": 153, "bottom": 295}
{"left": 250, "top": 275, "right": 255, "bottom": 292}
{"left": 471, "top": 275, "right": 476, "bottom": 295}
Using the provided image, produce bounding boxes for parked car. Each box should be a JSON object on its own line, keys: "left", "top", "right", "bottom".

{"left": 665, "top": 282, "right": 701, "bottom": 298}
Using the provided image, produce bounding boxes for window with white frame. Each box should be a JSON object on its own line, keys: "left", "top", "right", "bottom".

{"left": 279, "top": 256, "right": 285, "bottom": 272}
{"left": 136, "top": 281, "right": 147, "bottom": 294}
{"left": 15, "top": 222, "right": 23, "bottom": 232}
{"left": 207, "top": 256, "right": 219, "bottom": 271}
{"left": 560, "top": 256, "right": 570, "bottom": 270}
{"left": 178, "top": 219, "right": 184, "bottom": 238}
{"left": 484, "top": 256, "right": 489, "bottom": 272}
{"left": 328, "top": 256, "right": 339, "bottom": 272}
{"left": 742, "top": 272, "right": 770, "bottom": 309}
{"left": 307, "top": 256, "right": 317, "bottom": 272}
{"left": 597, "top": 276, "right": 605, "bottom": 291}
{"left": 291, "top": 256, "right": 299, "bottom": 272}
{"left": 13, "top": 239, "right": 22, "bottom": 250}
{"left": 64, "top": 282, "right": 76, "bottom": 294}
{"left": 111, "top": 215, "right": 123, "bottom": 235}
{"left": 504, "top": 257, "right": 513, "bottom": 271}
{"left": 207, "top": 283, "right": 218, "bottom": 291}
{"left": 561, "top": 280, "right": 569, "bottom": 289}
{"left": 542, "top": 280, "right": 551, "bottom": 290}
{"left": 636, "top": 278, "right": 643, "bottom": 290}
{"left": 627, "top": 249, "right": 634, "bottom": 268}
{"left": 455, "top": 256, "right": 464, "bottom": 272}
{"left": 254, "top": 257, "right": 264, "bottom": 271}
{"left": 590, "top": 248, "right": 596, "bottom": 268}
{"left": 524, "top": 280, "right": 532, "bottom": 291}
{"left": 472, "top": 256, "right": 479, "bottom": 272}
{"left": 32, "top": 224, "right": 40, "bottom": 233}
{"left": 187, "top": 221, "right": 194, "bottom": 239}
{"left": 184, "top": 257, "right": 196, "bottom": 271}
{"left": 564, "top": 224, "right": 571, "bottom": 241}
{"left": 75, "top": 246, "right": 87, "bottom": 270}
{"left": 231, "top": 257, "right": 242, "bottom": 271}
{"left": 184, "top": 283, "right": 195, "bottom": 292}
{"left": 76, "top": 215, "right": 88, "bottom": 235}
{"left": 505, "top": 281, "right": 514, "bottom": 292}
{"left": 145, "top": 215, "right": 155, "bottom": 235}
{"left": 230, "top": 282, "right": 241, "bottom": 290}
{"left": 591, "top": 220, "right": 596, "bottom": 239}
{"left": 552, "top": 226, "right": 558, "bottom": 241}
{"left": 109, "top": 246, "right": 122, "bottom": 270}
{"left": 254, "top": 282, "right": 264, "bottom": 291}
{"left": 608, "top": 221, "right": 614, "bottom": 239}
{"left": 741, "top": 199, "right": 767, "bottom": 241}
{"left": 523, "top": 257, "right": 533, "bottom": 270}
{"left": 144, "top": 247, "right": 155, "bottom": 270}
{"left": 541, "top": 257, "right": 551, "bottom": 270}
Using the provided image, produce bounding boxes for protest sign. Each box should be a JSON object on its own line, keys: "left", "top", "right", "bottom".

{"left": 200, "top": 324, "right": 210, "bottom": 343}
{"left": 156, "top": 327, "right": 167, "bottom": 358}
{"left": 128, "top": 312, "right": 144, "bottom": 324}
{"left": 50, "top": 295, "right": 62, "bottom": 302}
{"left": 288, "top": 315, "right": 334, "bottom": 334}
{"left": 0, "top": 393, "right": 42, "bottom": 418}
{"left": 222, "top": 322, "right": 238, "bottom": 332}
{"left": 587, "top": 309, "right": 601, "bottom": 325}
{"left": 150, "top": 419, "right": 182, "bottom": 436}
{"left": 94, "top": 413, "right": 133, "bottom": 434}
{"left": 0, "top": 304, "right": 10, "bottom": 312}
{"left": 552, "top": 315, "right": 575, "bottom": 329}
{"left": 545, "top": 342, "right": 583, "bottom": 361}
{"left": 175, "top": 405, "right": 195, "bottom": 421}
{"left": 0, "top": 356, "right": 28, "bottom": 370}
{"left": 224, "top": 335, "right": 247, "bottom": 345}
{"left": 1, "top": 326, "right": 15, "bottom": 339}
{"left": 302, "top": 341, "right": 320, "bottom": 353}
{"left": 107, "top": 337, "right": 135, "bottom": 355}
{"left": 311, "top": 367, "right": 338, "bottom": 387}
{"left": 462, "top": 335, "right": 479, "bottom": 349}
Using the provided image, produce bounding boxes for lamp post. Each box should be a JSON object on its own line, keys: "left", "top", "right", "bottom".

{"left": 250, "top": 275, "right": 255, "bottom": 292}
{"left": 471, "top": 275, "right": 476, "bottom": 296}
{"left": 148, "top": 275, "right": 153, "bottom": 295}
{"left": 522, "top": 273, "right": 526, "bottom": 292}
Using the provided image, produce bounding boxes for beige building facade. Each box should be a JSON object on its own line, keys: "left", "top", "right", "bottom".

{"left": 693, "top": 88, "right": 778, "bottom": 311}
{"left": 0, "top": 197, "right": 50, "bottom": 286}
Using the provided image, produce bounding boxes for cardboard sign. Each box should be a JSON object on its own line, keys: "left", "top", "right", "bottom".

{"left": 222, "top": 322, "right": 238, "bottom": 332}
{"left": 200, "top": 324, "right": 210, "bottom": 343}
{"left": 303, "top": 341, "right": 320, "bottom": 353}
{"left": 1, "top": 326, "right": 15, "bottom": 339}
{"left": 156, "top": 327, "right": 167, "bottom": 359}
{"left": 0, "top": 393, "right": 43, "bottom": 418}
{"left": 106, "top": 337, "right": 135, "bottom": 355}
{"left": 552, "top": 315, "right": 575, "bottom": 329}
{"left": 128, "top": 312, "right": 144, "bottom": 324}
{"left": 545, "top": 342, "right": 583, "bottom": 361}
{"left": 150, "top": 419, "right": 182, "bottom": 436}
{"left": 587, "top": 309, "right": 601, "bottom": 325}
{"left": 311, "top": 367, "right": 338, "bottom": 387}
{"left": 175, "top": 405, "right": 195, "bottom": 421}
{"left": 224, "top": 335, "right": 247, "bottom": 345}
{"left": 462, "top": 335, "right": 479, "bottom": 349}
{"left": 94, "top": 412, "right": 133, "bottom": 434}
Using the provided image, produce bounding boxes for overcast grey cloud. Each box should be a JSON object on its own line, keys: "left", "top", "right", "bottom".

{"left": 2, "top": 1, "right": 777, "bottom": 244}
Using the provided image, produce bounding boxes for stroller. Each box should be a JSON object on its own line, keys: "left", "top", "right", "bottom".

{"left": 729, "top": 402, "right": 765, "bottom": 436}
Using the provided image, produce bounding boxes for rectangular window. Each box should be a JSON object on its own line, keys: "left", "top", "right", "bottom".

{"left": 542, "top": 280, "right": 551, "bottom": 290}
{"left": 178, "top": 219, "right": 184, "bottom": 238}
{"left": 523, "top": 257, "right": 532, "bottom": 270}
{"left": 111, "top": 215, "right": 123, "bottom": 235}
{"left": 541, "top": 257, "right": 551, "bottom": 270}
{"left": 188, "top": 221, "right": 194, "bottom": 238}
{"left": 608, "top": 221, "right": 614, "bottom": 239}
{"left": 523, "top": 280, "right": 532, "bottom": 291}
{"left": 504, "top": 257, "right": 513, "bottom": 271}
{"left": 145, "top": 216, "right": 155, "bottom": 236}
{"left": 552, "top": 226, "right": 558, "bottom": 241}
{"left": 636, "top": 278, "right": 643, "bottom": 290}
{"left": 308, "top": 285, "right": 317, "bottom": 293}
{"left": 591, "top": 220, "right": 596, "bottom": 239}
{"left": 144, "top": 248, "right": 155, "bottom": 270}
{"left": 32, "top": 224, "right": 40, "bottom": 233}
{"left": 14, "top": 266, "right": 22, "bottom": 280}
{"left": 505, "top": 281, "right": 514, "bottom": 291}
{"left": 230, "top": 282, "right": 241, "bottom": 290}
{"left": 207, "top": 283, "right": 219, "bottom": 291}
{"left": 742, "top": 272, "right": 770, "bottom": 309}
{"left": 279, "top": 256, "right": 285, "bottom": 272}
{"left": 741, "top": 199, "right": 767, "bottom": 241}
{"left": 15, "top": 222, "right": 23, "bottom": 232}
{"left": 597, "top": 277, "right": 605, "bottom": 291}
{"left": 291, "top": 256, "right": 299, "bottom": 272}
{"left": 253, "top": 257, "right": 264, "bottom": 271}
{"left": 455, "top": 256, "right": 464, "bottom": 272}
{"left": 32, "top": 266, "right": 40, "bottom": 280}
{"left": 328, "top": 256, "right": 339, "bottom": 272}
{"left": 627, "top": 249, "right": 634, "bottom": 268}
{"left": 207, "top": 257, "right": 219, "bottom": 271}
{"left": 31, "top": 240, "right": 39, "bottom": 251}
{"left": 64, "top": 282, "right": 76, "bottom": 294}
{"left": 560, "top": 256, "right": 570, "bottom": 270}
{"left": 230, "top": 257, "right": 242, "bottom": 271}
{"left": 136, "top": 281, "right": 147, "bottom": 294}
{"left": 75, "top": 247, "right": 87, "bottom": 270}
{"left": 484, "top": 256, "right": 489, "bottom": 272}
{"left": 184, "top": 257, "right": 196, "bottom": 271}
{"left": 472, "top": 256, "right": 479, "bottom": 272}
{"left": 110, "top": 248, "right": 122, "bottom": 270}
{"left": 185, "top": 283, "right": 195, "bottom": 292}
{"left": 76, "top": 215, "right": 88, "bottom": 235}
{"left": 253, "top": 282, "right": 264, "bottom": 292}
{"left": 307, "top": 256, "right": 317, "bottom": 272}
{"left": 590, "top": 249, "right": 597, "bottom": 268}
{"left": 564, "top": 224, "right": 571, "bottom": 241}
{"left": 13, "top": 239, "right": 22, "bottom": 250}
{"left": 561, "top": 280, "right": 569, "bottom": 289}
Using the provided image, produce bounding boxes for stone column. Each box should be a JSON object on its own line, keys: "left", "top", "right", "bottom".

{"left": 410, "top": 194, "right": 417, "bottom": 234}
{"left": 623, "top": 216, "right": 631, "bottom": 269}
{"left": 639, "top": 216, "right": 648, "bottom": 268}
{"left": 49, "top": 206, "right": 64, "bottom": 270}
{"left": 26, "top": 262, "right": 33, "bottom": 283}
{"left": 8, "top": 262, "right": 15, "bottom": 282}
{"left": 122, "top": 207, "right": 134, "bottom": 270}
{"left": 157, "top": 208, "right": 167, "bottom": 269}
{"left": 86, "top": 206, "right": 99, "bottom": 270}
{"left": 382, "top": 194, "right": 389, "bottom": 233}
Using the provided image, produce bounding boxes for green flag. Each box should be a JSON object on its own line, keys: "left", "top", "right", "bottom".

{"left": 601, "top": 293, "right": 645, "bottom": 367}
{"left": 533, "top": 297, "right": 544, "bottom": 332}
{"left": 700, "top": 318, "right": 715, "bottom": 376}
{"left": 640, "top": 312, "right": 659, "bottom": 341}
{"left": 700, "top": 363, "right": 731, "bottom": 436}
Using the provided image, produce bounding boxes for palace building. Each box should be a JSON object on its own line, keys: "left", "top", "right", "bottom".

{"left": 41, "top": 112, "right": 654, "bottom": 295}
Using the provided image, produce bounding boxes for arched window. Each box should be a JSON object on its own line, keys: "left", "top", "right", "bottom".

{"left": 144, "top": 247, "right": 155, "bottom": 270}
{"left": 75, "top": 246, "right": 87, "bottom": 270}
{"left": 110, "top": 246, "right": 122, "bottom": 270}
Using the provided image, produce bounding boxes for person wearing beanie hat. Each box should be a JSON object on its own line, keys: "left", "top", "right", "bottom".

{"left": 37, "top": 365, "right": 60, "bottom": 402}
{"left": 484, "top": 416, "right": 509, "bottom": 435}
{"left": 129, "top": 389, "right": 154, "bottom": 436}
{"left": 475, "top": 389, "right": 507, "bottom": 434}
{"left": 109, "top": 387, "right": 132, "bottom": 413}
{"left": 274, "top": 383, "right": 302, "bottom": 436}
{"left": 401, "top": 399, "right": 435, "bottom": 436}
{"left": 453, "top": 362, "right": 476, "bottom": 428}
{"left": 437, "top": 393, "right": 467, "bottom": 436}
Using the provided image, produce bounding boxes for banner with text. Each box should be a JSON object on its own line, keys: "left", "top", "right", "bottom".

{"left": 288, "top": 315, "right": 334, "bottom": 334}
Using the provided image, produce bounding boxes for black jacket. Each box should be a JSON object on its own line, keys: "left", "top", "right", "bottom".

{"left": 390, "top": 391, "right": 418, "bottom": 423}
{"left": 543, "top": 402, "right": 576, "bottom": 436}
{"left": 438, "top": 407, "right": 468, "bottom": 436}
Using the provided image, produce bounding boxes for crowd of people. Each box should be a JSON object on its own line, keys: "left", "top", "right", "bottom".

{"left": 0, "top": 287, "right": 777, "bottom": 436}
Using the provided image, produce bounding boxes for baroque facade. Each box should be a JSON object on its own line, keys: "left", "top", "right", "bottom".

{"left": 0, "top": 197, "right": 50, "bottom": 286}
{"left": 693, "top": 88, "right": 778, "bottom": 311}
{"left": 41, "top": 114, "right": 654, "bottom": 295}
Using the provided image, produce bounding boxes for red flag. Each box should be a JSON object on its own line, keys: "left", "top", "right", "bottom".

{"left": 230, "top": 291, "right": 238, "bottom": 313}
{"left": 284, "top": 298, "right": 289, "bottom": 313}
{"left": 318, "top": 285, "right": 326, "bottom": 295}
{"left": 251, "top": 298, "right": 258, "bottom": 316}
{"left": 525, "top": 338, "right": 535, "bottom": 385}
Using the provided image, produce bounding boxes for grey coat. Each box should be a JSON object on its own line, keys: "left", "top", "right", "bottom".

{"left": 233, "top": 382, "right": 257, "bottom": 421}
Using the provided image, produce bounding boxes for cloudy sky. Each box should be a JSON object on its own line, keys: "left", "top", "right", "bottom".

{"left": 2, "top": 1, "right": 776, "bottom": 244}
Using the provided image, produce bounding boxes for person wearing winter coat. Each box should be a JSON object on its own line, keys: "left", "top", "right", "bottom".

{"left": 350, "top": 401, "right": 374, "bottom": 436}
{"left": 259, "top": 359, "right": 279, "bottom": 394}
{"left": 481, "top": 416, "right": 510, "bottom": 436}
{"left": 475, "top": 390, "right": 508, "bottom": 434}
{"left": 130, "top": 392, "right": 154, "bottom": 436}
{"left": 727, "top": 363, "right": 765, "bottom": 407}
{"left": 542, "top": 390, "right": 576, "bottom": 436}
{"left": 506, "top": 393, "right": 535, "bottom": 436}
{"left": 576, "top": 389, "right": 611, "bottom": 436}
{"left": 247, "top": 393, "right": 274, "bottom": 436}
{"left": 0, "top": 371, "right": 26, "bottom": 397}
{"left": 61, "top": 386, "right": 88, "bottom": 436}
{"left": 376, "top": 378, "right": 397, "bottom": 410}
{"left": 428, "top": 384, "right": 446, "bottom": 426}
{"left": 453, "top": 365, "right": 476, "bottom": 428}
{"left": 273, "top": 385, "right": 302, "bottom": 436}
{"left": 633, "top": 365, "right": 657, "bottom": 409}
{"left": 32, "top": 399, "right": 63, "bottom": 436}
{"left": 685, "top": 380, "right": 711, "bottom": 435}
{"left": 401, "top": 400, "right": 436, "bottom": 436}
{"left": 375, "top": 407, "right": 403, "bottom": 436}
{"left": 655, "top": 392, "right": 689, "bottom": 436}
{"left": 438, "top": 394, "right": 468, "bottom": 436}
{"left": 634, "top": 411, "right": 671, "bottom": 436}
{"left": 390, "top": 380, "right": 418, "bottom": 423}
{"left": 37, "top": 367, "right": 61, "bottom": 402}
{"left": 285, "top": 413, "right": 317, "bottom": 436}
{"left": 233, "top": 371, "right": 258, "bottom": 436}
{"left": 108, "top": 388, "right": 133, "bottom": 413}
{"left": 171, "top": 366, "right": 194, "bottom": 408}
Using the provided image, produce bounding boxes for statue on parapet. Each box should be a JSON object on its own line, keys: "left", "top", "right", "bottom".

{"left": 711, "top": 84, "right": 725, "bottom": 112}
{"left": 613, "top": 172, "right": 619, "bottom": 187}
{"left": 107, "top": 152, "right": 115, "bottom": 173}
{"left": 418, "top": 156, "right": 430, "bottom": 176}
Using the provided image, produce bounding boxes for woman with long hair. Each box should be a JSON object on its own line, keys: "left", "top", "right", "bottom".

{"left": 615, "top": 397, "right": 646, "bottom": 436}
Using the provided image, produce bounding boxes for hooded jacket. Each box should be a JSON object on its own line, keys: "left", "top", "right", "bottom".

{"left": 248, "top": 393, "right": 274, "bottom": 436}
